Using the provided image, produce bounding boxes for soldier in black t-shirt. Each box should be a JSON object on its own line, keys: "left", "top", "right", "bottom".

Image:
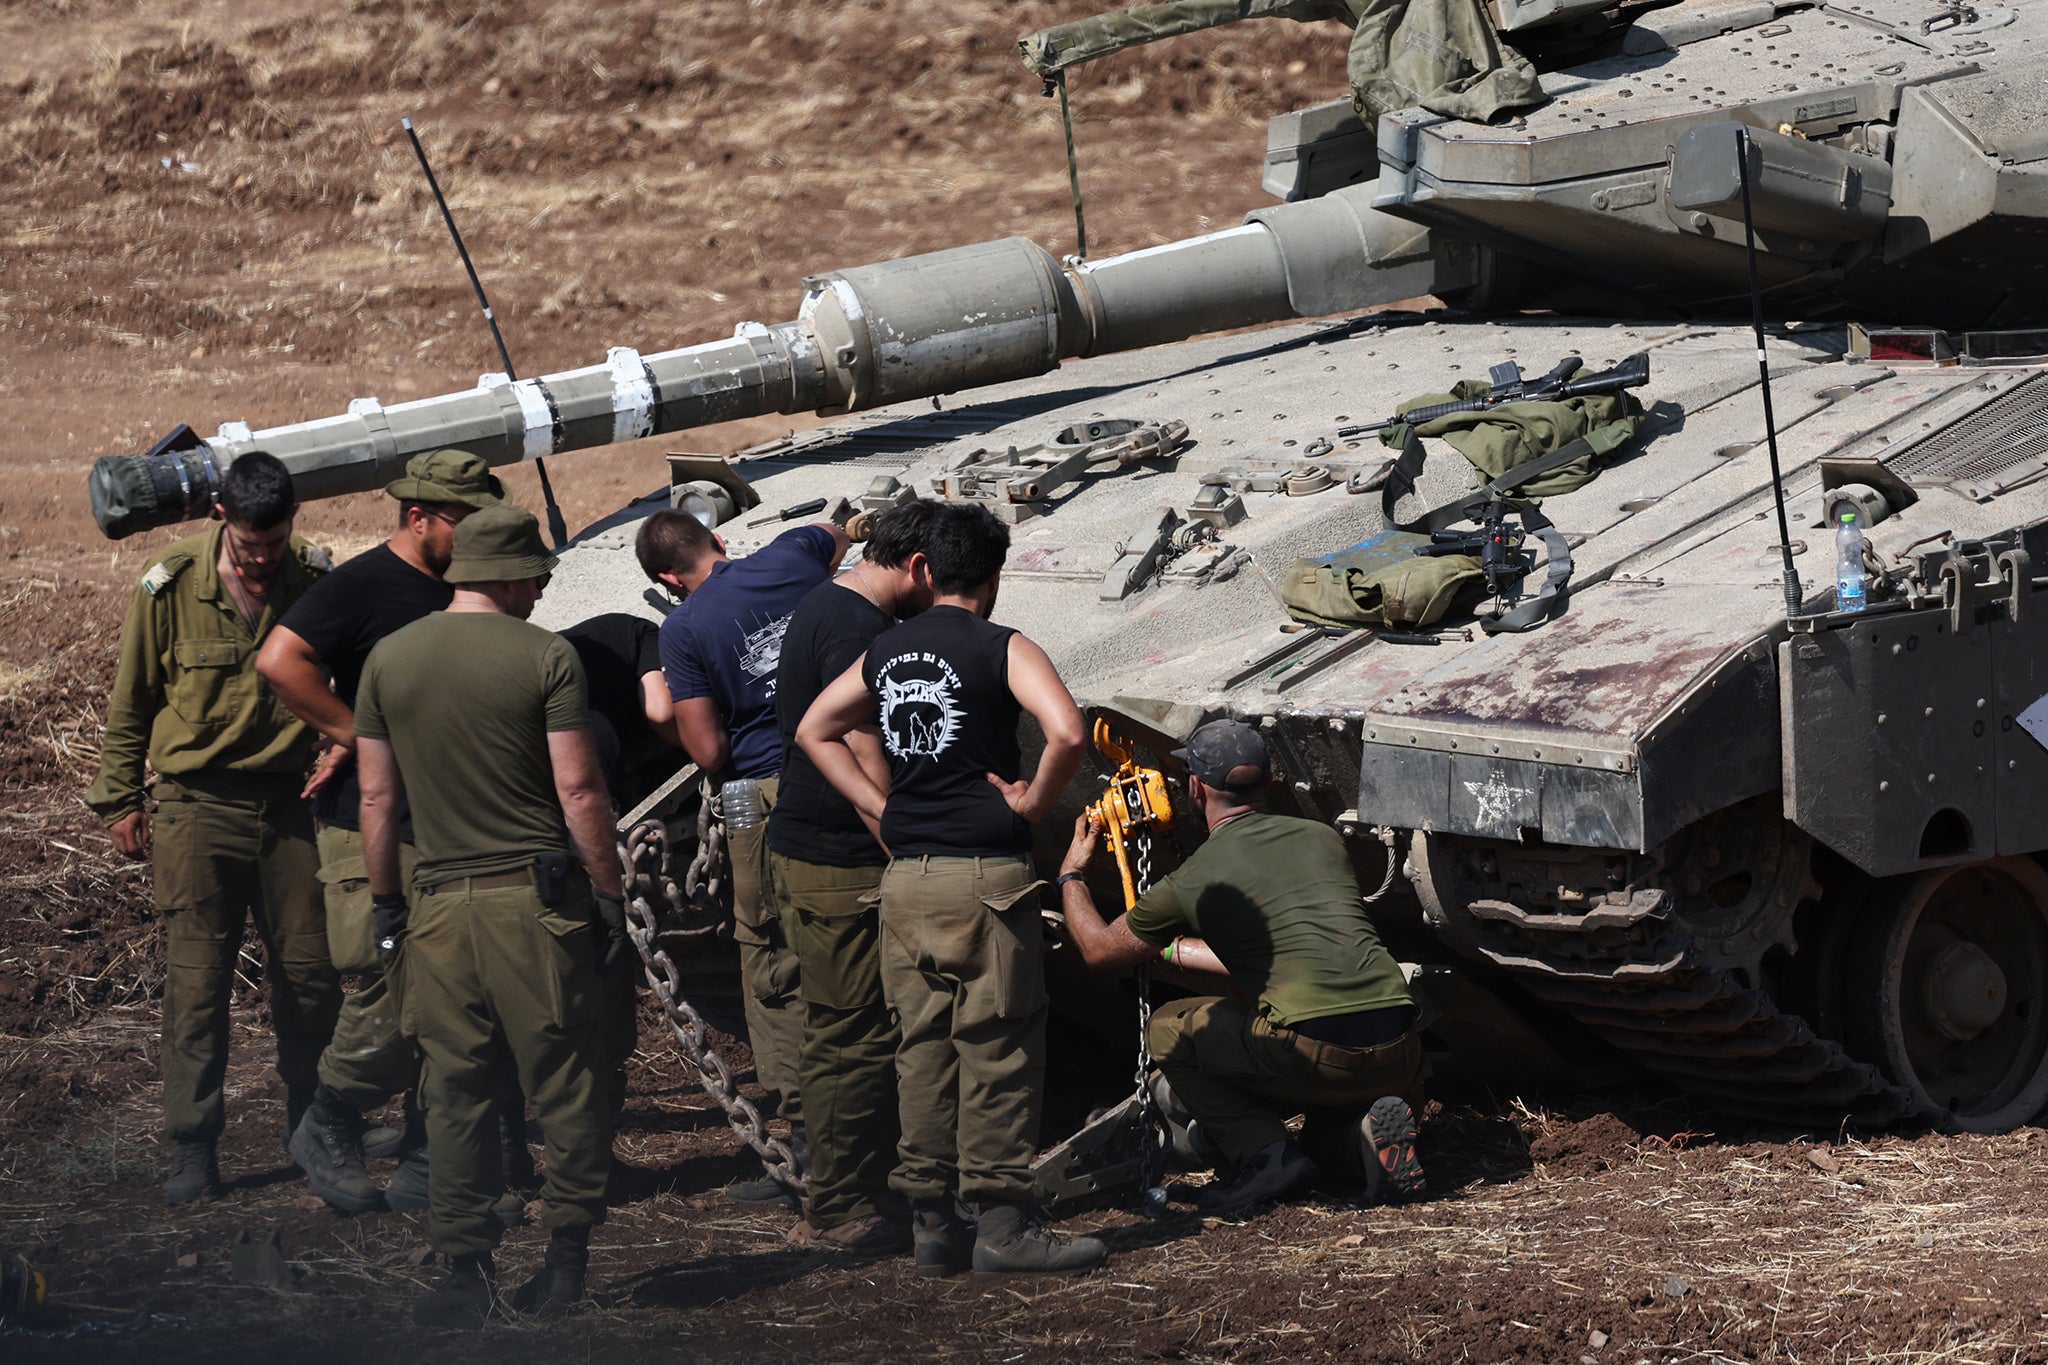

{"left": 769, "top": 500, "right": 936, "bottom": 1256}
{"left": 559, "top": 611, "right": 675, "bottom": 811}
{"left": 257, "top": 449, "right": 512, "bottom": 1216}
{"left": 797, "top": 503, "right": 1106, "bottom": 1279}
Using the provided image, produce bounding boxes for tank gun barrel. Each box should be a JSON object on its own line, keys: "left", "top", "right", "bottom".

{"left": 88, "top": 184, "right": 1467, "bottom": 538}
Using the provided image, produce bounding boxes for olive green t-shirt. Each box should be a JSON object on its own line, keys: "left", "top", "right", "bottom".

{"left": 1124, "top": 811, "right": 1411, "bottom": 1027}
{"left": 355, "top": 611, "right": 590, "bottom": 885}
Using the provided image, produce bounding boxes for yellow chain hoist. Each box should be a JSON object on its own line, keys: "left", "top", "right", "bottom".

{"left": 1087, "top": 718, "right": 1174, "bottom": 910}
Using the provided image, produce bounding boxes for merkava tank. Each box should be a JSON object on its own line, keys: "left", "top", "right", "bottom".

{"left": 86, "top": 0, "right": 2048, "bottom": 1147}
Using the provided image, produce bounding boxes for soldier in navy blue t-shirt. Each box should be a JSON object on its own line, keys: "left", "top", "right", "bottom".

{"left": 636, "top": 508, "right": 848, "bottom": 1203}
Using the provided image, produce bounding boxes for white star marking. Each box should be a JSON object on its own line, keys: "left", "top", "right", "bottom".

{"left": 1462, "top": 771, "right": 1532, "bottom": 827}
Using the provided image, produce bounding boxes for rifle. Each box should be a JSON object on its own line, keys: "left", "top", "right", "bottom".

{"left": 1338, "top": 352, "right": 1651, "bottom": 440}
{"left": 1412, "top": 497, "right": 1529, "bottom": 599}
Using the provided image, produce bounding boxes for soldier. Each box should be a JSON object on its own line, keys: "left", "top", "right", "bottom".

{"left": 86, "top": 451, "right": 342, "bottom": 1206}
{"left": 558, "top": 608, "right": 681, "bottom": 1112}
{"left": 354, "top": 504, "right": 621, "bottom": 1326}
{"left": 257, "top": 448, "right": 510, "bottom": 1216}
{"left": 797, "top": 502, "right": 1105, "bottom": 1278}
{"left": 770, "top": 500, "right": 938, "bottom": 1254}
{"left": 1054, "top": 719, "right": 1427, "bottom": 1218}
{"left": 636, "top": 507, "right": 849, "bottom": 1203}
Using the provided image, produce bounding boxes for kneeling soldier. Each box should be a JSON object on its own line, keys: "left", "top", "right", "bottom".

{"left": 1056, "top": 719, "right": 1427, "bottom": 1218}
{"left": 354, "top": 505, "right": 623, "bottom": 1326}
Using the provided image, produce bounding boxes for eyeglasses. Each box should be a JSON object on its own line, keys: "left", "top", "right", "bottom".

{"left": 536, "top": 572, "right": 552, "bottom": 591}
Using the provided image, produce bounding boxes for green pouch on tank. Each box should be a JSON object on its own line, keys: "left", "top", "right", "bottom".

{"left": 1281, "top": 529, "right": 1486, "bottom": 630}
{"left": 1380, "top": 387, "right": 1645, "bottom": 533}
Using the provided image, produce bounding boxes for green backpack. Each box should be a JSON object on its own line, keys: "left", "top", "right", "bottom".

{"left": 1281, "top": 388, "right": 1644, "bottom": 632}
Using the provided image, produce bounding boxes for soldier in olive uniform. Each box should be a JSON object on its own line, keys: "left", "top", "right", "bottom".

{"left": 356, "top": 505, "right": 622, "bottom": 1326}
{"left": 87, "top": 451, "right": 343, "bottom": 1207}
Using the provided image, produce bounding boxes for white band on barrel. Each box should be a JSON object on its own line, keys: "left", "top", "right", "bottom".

{"left": 608, "top": 346, "right": 655, "bottom": 445}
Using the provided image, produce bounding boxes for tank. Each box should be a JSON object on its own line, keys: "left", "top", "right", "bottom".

{"left": 82, "top": 0, "right": 2048, "bottom": 1137}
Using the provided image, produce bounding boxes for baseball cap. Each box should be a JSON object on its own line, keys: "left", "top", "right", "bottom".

{"left": 444, "top": 504, "right": 558, "bottom": 584}
{"left": 383, "top": 449, "right": 507, "bottom": 508}
{"left": 1172, "top": 719, "right": 1271, "bottom": 794}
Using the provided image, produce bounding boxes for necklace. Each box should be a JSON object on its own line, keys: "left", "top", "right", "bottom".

{"left": 845, "top": 563, "right": 883, "bottom": 608}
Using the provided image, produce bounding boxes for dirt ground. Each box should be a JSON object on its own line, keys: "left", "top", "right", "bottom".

{"left": 5, "top": 1, "right": 2048, "bottom": 1360}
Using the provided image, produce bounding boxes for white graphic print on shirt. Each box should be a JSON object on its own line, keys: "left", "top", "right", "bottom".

{"left": 876, "top": 652, "right": 963, "bottom": 758}
{"left": 737, "top": 612, "right": 794, "bottom": 696}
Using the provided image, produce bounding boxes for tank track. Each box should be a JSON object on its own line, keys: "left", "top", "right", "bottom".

{"left": 1412, "top": 797, "right": 1913, "bottom": 1128}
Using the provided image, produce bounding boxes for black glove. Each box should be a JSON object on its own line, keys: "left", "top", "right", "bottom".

{"left": 594, "top": 890, "right": 629, "bottom": 970}
{"left": 372, "top": 892, "right": 410, "bottom": 969}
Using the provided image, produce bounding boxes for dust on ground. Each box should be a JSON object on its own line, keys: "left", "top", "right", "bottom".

{"left": 4, "top": 1, "right": 2048, "bottom": 1361}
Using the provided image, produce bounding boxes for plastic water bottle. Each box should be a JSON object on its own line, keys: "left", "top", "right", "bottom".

{"left": 721, "top": 778, "right": 763, "bottom": 832}
{"left": 1835, "top": 510, "right": 1869, "bottom": 614}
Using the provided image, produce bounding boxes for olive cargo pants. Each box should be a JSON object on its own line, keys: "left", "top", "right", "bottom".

{"left": 724, "top": 778, "right": 803, "bottom": 1121}
{"left": 773, "top": 853, "right": 899, "bottom": 1228}
{"left": 878, "top": 855, "right": 1046, "bottom": 1205}
{"left": 402, "top": 871, "right": 612, "bottom": 1256}
{"left": 313, "top": 824, "right": 421, "bottom": 1111}
{"left": 1148, "top": 996, "right": 1423, "bottom": 1178}
{"left": 152, "top": 774, "right": 340, "bottom": 1143}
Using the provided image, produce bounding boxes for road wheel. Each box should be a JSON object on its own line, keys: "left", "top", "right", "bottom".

{"left": 1849, "top": 856, "right": 2048, "bottom": 1133}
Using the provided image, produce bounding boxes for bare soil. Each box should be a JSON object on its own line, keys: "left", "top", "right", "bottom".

{"left": 5, "top": 2, "right": 2048, "bottom": 1361}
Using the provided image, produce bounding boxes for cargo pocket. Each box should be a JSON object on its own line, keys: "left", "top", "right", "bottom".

{"left": 148, "top": 797, "right": 219, "bottom": 913}
{"left": 979, "top": 879, "right": 1049, "bottom": 1020}
{"left": 534, "top": 902, "right": 604, "bottom": 1029}
{"left": 315, "top": 853, "right": 378, "bottom": 974}
{"left": 168, "top": 638, "right": 252, "bottom": 730}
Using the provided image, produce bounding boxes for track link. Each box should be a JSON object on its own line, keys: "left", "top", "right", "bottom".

{"left": 1414, "top": 803, "right": 1914, "bottom": 1129}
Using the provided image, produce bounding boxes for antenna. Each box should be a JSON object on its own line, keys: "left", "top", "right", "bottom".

{"left": 401, "top": 117, "right": 570, "bottom": 550}
{"left": 1734, "top": 125, "right": 1804, "bottom": 622}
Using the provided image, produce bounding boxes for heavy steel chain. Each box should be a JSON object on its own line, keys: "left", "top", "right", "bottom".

{"left": 1127, "top": 823, "right": 1162, "bottom": 1208}
{"left": 619, "top": 776, "right": 804, "bottom": 1195}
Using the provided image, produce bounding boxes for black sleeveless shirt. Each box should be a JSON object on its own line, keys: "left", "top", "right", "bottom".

{"left": 862, "top": 605, "right": 1028, "bottom": 858}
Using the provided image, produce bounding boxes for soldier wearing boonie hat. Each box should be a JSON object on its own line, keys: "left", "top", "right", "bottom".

{"left": 263, "top": 449, "right": 522, "bottom": 1219}
{"left": 354, "top": 503, "right": 623, "bottom": 1327}
{"left": 1056, "top": 717, "right": 1429, "bottom": 1221}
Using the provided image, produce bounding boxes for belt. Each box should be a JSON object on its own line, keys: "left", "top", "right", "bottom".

{"left": 422, "top": 869, "right": 532, "bottom": 895}
{"left": 1270, "top": 1017, "right": 1416, "bottom": 1072}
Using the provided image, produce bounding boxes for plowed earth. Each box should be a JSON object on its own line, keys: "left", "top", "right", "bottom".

{"left": 3, "top": 2, "right": 2047, "bottom": 1361}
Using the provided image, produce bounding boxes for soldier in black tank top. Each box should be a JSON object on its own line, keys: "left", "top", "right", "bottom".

{"left": 862, "top": 605, "right": 1028, "bottom": 858}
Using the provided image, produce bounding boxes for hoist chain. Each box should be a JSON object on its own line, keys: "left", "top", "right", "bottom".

{"left": 618, "top": 776, "right": 804, "bottom": 1196}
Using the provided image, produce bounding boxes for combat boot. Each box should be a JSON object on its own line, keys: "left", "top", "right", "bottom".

{"left": 284, "top": 1085, "right": 315, "bottom": 1153}
{"left": 411, "top": 1251, "right": 495, "bottom": 1329}
{"left": 511, "top": 1228, "right": 588, "bottom": 1317}
{"left": 1192, "top": 1138, "right": 1317, "bottom": 1219}
{"left": 911, "top": 1198, "right": 975, "bottom": 1278}
{"left": 1356, "top": 1096, "right": 1426, "bottom": 1206}
{"left": 724, "top": 1123, "right": 806, "bottom": 1208}
{"left": 163, "top": 1139, "right": 222, "bottom": 1207}
{"left": 382, "top": 1092, "right": 431, "bottom": 1211}
{"left": 290, "top": 1084, "right": 379, "bottom": 1214}
{"left": 969, "top": 1202, "right": 1108, "bottom": 1279}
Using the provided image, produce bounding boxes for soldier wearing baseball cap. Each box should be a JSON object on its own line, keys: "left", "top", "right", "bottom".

{"left": 1055, "top": 718, "right": 1428, "bottom": 1220}
{"left": 262, "top": 448, "right": 518, "bottom": 1220}
{"left": 355, "top": 502, "right": 622, "bottom": 1325}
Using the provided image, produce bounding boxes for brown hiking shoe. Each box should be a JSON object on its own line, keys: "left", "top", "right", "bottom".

{"left": 1357, "top": 1096, "right": 1426, "bottom": 1206}
{"left": 785, "top": 1213, "right": 912, "bottom": 1256}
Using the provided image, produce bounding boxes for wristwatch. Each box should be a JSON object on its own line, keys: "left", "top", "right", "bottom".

{"left": 1054, "top": 871, "right": 1087, "bottom": 889}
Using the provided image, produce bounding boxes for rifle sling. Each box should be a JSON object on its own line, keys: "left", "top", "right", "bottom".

{"left": 1381, "top": 432, "right": 1599, "bottom": 534}
{"left": 1380, "top": 433, "right": 1591, "bottom": 633}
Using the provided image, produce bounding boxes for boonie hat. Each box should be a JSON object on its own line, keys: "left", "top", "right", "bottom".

{"left": 1172, "top": 719, "right": 1271, "bottom": 794}
{"left": 384, "top": 448, "right": 507, "bottom": 508}
{"left": 444, "top": 504, "right": 558, "bottom": 584}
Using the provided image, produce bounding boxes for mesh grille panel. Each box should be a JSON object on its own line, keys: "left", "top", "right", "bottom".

{"left": 1887, "top": 374, "right": 2048, "bottom": 502}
